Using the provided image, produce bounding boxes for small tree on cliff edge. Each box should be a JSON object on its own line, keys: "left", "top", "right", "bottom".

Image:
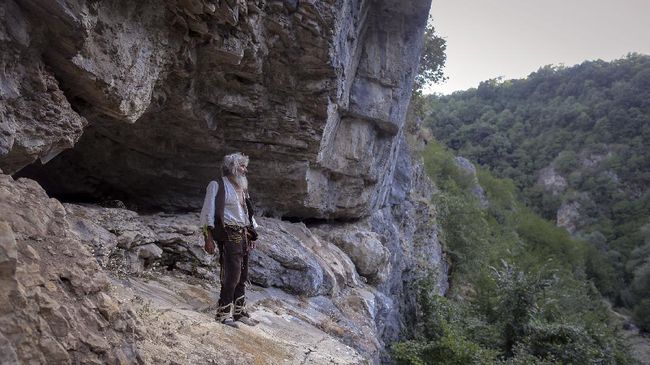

{"left": 406, "top": 16, "right": 446, "bottom": 144}
{"left": 413, "top": 17, "right": 447, "bottom": 97}
{"left": 410, "top": 17, "right": 447, "bottom": 121}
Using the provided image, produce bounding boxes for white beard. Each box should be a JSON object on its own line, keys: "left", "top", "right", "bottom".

{"left": 232, "top": 174, "right": 248, "bottom": 191}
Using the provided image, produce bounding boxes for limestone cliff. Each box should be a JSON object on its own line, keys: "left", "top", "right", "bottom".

{"left": 3, "top": 0, "right": 430, "bottom": 219}
{"left": 0, "top": 1, "right": 447, "bottom": 364}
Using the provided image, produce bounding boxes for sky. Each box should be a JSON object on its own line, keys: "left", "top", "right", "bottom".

{"left": 426, "top": 0, "right": 650, "bottom": 94}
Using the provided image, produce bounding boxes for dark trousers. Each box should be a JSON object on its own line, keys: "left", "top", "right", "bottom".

{"left": 217, "top": 239, "right": 249, "bottom": 307}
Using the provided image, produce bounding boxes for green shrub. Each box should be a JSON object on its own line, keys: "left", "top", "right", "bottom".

{"left": 397, "top": 139, "right": 634, "bottom": 364}
{"left": 392, "top": 286, "right": 498, "bottom": 365}
{"left": 633, "top": 299, "right": 650, "bottom": 332}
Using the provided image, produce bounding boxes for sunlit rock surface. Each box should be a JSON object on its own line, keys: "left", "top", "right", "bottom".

{"left": 0, "top": 0, "right": 450, "bottom": 363}
{"left": 4, "top": 0, "right": 432, "bottom": 219}
{"left": 0, "top": 174, "right": 142, "bottom": 364}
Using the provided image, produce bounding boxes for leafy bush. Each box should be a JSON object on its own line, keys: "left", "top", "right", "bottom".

{"left": 393, "top": 282, "right": 498, "bottom": 365}
{"left": 393, "top": 261, "right": 632, "bottom": 364}
{"left": 633, "top": 299, "right": 650, "bottom": 332}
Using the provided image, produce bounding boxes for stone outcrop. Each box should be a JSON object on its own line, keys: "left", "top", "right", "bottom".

{"left": 538, "top": 149, "right": 618, "bottom": 236}
{"left": 537, "top": 166, "right": 567, "bottom": 196}
{"left": 64, "top": 204, "right": 215, "bottom": 276}
{"left": 0, "top": 174, "right": 143, "bottom": 365}
{"left": 4, "top": 0, "right": 433, "bottom": 220}
{"left": 0, "top": 131, "right": 447, "bottom": 363}
{"left": 313, "top": 225, "right": 391, "bottom": 285}
{"left": 63, "top": 203, "right": 359, "bottom": 296}
{"left": 250, "top": 217, "right": 363, "bottom": 296}
{"left": 0, "top": 0, "right": 448, "bottom": 363}
{"left": 1, "top": 173, "right": 380, "bottom": 364}
{"left": 0, "top": 0, "right": 87, "bottom": 173}
{"left": 557, "top": 200, "right": 582, "bottom": 235}
{"left": 454, "top": 156, "right": 488, "bottom": 208}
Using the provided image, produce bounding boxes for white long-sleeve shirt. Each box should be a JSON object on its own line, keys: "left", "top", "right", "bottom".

{"left": 199, "top": 177, "right": 258, "bottom": 228}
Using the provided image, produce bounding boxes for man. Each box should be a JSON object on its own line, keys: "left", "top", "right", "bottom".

{"left": 200, "top": 152, "right": 259, "bottom": 328}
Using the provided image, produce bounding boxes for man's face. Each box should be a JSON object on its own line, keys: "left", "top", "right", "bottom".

{"left": 237, "top": 164, "right": 248, "bottom": 176}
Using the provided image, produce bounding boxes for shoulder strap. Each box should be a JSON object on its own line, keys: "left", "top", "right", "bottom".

{"left": 216, "top": 177, "right": 226, "bottom": 226}
{"left": 245, "top": 194, "right": 255, "bottom": 226}
{"left": 211, "top": 178, "right": 227, "bottom": 242}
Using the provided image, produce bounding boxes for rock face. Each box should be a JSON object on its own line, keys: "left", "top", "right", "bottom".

{"left": 4, "top": 0, "right": 433, "bottom": 220}
{"left": 0, "top": 174, "right": 142, "bottom": 365}
{"left": 454, "top": 156, "right": 488, "bottom": 208}
{"left": 314, "top": 225, "right": 391, "bottom": 285}
{"left": 0, "top": 0, "right": 448, "bottom": 363}
{"left": 371, "top": 135, "right": 448, "bottom": 342}
{"left": 557, "top": 200, "right": 582, "bottom": 235}
{"left": 0, "top": 173, "right": 378, "bottom": 364}
{"left": 537, "top": 166, "right": 567, "bottom": 196}
{"left": 0, "top": 149, "right": 447, "bottom": 363}
{"left": 0, "top": 0, "right": 87, "bottom": 173}
{"left": 0, "top": 130, "right": 448, "bottom": 363}
{"left": 0, "top": 168, "right": 445, "bottom": 363}
{"left": 51, "top": 137, "right": 448, "bottom": 358}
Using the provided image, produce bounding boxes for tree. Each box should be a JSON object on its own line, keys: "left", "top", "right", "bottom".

{"left": 413, "top": 17, "right": 447, "bottom": 96}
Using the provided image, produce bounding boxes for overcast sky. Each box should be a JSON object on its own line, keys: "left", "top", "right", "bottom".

{"left": 426, "top": 0, "right": 650, "bottom": 94}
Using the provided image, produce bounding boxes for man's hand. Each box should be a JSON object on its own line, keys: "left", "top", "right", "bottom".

{"left": 204, "top": 230, "right": 216, "bottom": 255}
{"left": 245, "top": 226, "right": 258, "bottom": 251}
{"left": 246, "top": 225, "right": 259, "bottom": 241}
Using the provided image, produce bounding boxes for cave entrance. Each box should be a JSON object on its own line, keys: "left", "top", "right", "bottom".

{"left": 13, "top": 151, "right": 135, "bottom": 210}
{"left": 10, "top": 116, "right": 219, "bottom": 214}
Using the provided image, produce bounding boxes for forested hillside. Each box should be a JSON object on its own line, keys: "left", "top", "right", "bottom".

{"left": 424, "top": 54, "right": 650, "bottom": 330}
{"left": 393, "top": 140, "right": 632, "bottom": 364}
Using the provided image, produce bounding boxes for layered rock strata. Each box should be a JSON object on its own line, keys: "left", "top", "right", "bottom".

{"left": 3, "top": 0, "right": 432, "bottom": 219}
{"left": 56, "top": 133, "right": 447, "bottom": 360}
{"left": 0, "top": 174, "right": 142, "bottom": 364}
{"left": 0, "top": 144, "right": 446, "bottom": 364}
{"left": 1, "top": 173, "right": 377, "bottom": 364}
{"left": 0, "top": 129, "right": 447, "bottom": 364}
{"left": 0, "top": 0, "right": 448, "bottom": 363}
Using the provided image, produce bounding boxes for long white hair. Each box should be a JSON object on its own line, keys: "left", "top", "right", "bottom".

{"left": 222, "top": 152, "right": 249, "bottom": 190}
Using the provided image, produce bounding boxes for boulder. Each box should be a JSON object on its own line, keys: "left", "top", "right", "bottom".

{"left": 0, "top": 174, "right": 142, "bottom": 364}
{"left": 250, "top": 218, "right": 332, "bottom": 296}
{"left": 314, "top": 226, "right": 391, "bottom": 285}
